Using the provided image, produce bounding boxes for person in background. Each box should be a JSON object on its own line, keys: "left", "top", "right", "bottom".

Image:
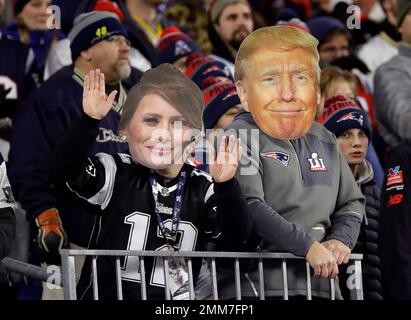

{"left": 319, "top": 66, "right": 385, "bottom": 188}
{"left": 185, "top": 53, "right": 232, "bottom": 89}
{"left": 379, "top": 142, "right": 411, "bottom": 299}
{"left": 203, "top": 81, "right": 241, "bottom": 131}
{"left": 165, "top": 0, "right": 213, "bottom": 54}
{"left": 156, "top": 26, "right": 202, "bottom": 73}
{"left": 117, "top": 0, "right": 174, "bottom": 67}
{"left": 356, "top": 0, "right": 401, "bottom": 87}
{"left": 318, "top": 95, "right": 384, "bottom": 300}
{"left": 207, "top": 0, "right": 254, "bottom": 75}
{"left": 373, "top": 0, "right": 411, "bottom": 150}
{"left": 2, "top": 0, "right": 65, "bottom": 87}
{"left": 307, "top": 16, "right": 351, "bottom": 67}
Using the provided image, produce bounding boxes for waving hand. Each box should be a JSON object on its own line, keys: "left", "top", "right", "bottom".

{"left": 83, "top": 69, "right": 117, "bottom": 120}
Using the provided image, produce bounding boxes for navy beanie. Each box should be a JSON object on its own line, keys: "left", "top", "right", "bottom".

{"left": 68, "top": 11, "right": 128, "bottom": 62}
{"left": 203, "top": 81, "right": 241, "bottom": 129}
{"left": 307, "top": 16, "right": 346, "bottom": 44}
{"left": 318, "top": 95, "right": 371, "bottom": 141}
{"left": 157, "top": 26, "right": 202, "bottom": 65}
{"left": 186, "top": 56, "right": 232, "bottom": 89}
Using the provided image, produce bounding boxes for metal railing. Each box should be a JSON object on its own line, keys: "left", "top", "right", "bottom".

{"left": 60, "top": 249, "right": 364, "bottom": 301}
{"left": 1, "top": 257, "right": 57, "bottom": 283}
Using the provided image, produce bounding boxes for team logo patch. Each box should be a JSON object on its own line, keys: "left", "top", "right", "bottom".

{"left": 387, "top": 194, "right": 404, "bottom": 207}
{"left": 336, "top": 112, "right": 364, "bottom": 126}
{"left": 387, "top": 166, "right": 403, "bottom": 186}
{"left": 261, "top": 151, "right": 290, "bottom": 167}
{"left": 174, "top": 40, "right": 192, "bottom": 56}
{"left": 86, "top": 159, "right": 96, "bottom": 177}
{"left": 307, "top": 152, "right": 327, "bottom": 171}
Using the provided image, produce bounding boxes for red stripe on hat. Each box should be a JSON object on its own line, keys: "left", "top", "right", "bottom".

{"left": 93, "top": 0, "right": 125, "bottom": 23}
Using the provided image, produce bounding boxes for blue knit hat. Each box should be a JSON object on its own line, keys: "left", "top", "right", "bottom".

{"left": 68, "top": 11, "right": 128, "bottom": 61}
{"left": 318, "top": 95, "right": 370, "bottom": 141}
{"left": 186, "top": 56, "right": 232, "bottom": 89}
{"left": 203, "top": 81, "right": 241, "bottom": 129}
{"left": 157, "top": 26, "right": 202, "bottom": 65}
{"left": 307, "top": 16, "right": 346, "bottom": 43}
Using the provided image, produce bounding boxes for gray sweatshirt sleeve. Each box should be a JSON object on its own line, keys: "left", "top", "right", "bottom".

{"left": 232, "top": 128, "right": 315, "bottom": 257}
{"left": 374, "top": 60, "right": 411, "bottom": 143}
{"left": 326, "top": 143, "right": 365, "bottom": 249}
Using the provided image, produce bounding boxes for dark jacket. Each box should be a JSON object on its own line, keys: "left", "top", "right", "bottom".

{"left": 0, "top": 153, "right": 16, "bottom": 259}
{"left": 379, "top": 143, "right": 411, "bottom": 299}
{"left": 117, "top": 1, "right": 173, "bottom": 67}
{"left": 352, "top": 160, "right": 384, "bottom": 300}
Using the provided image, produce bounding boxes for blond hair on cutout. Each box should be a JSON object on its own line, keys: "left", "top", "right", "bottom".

{"left": 234, "top": 26, "right": 320, "bottom": 83}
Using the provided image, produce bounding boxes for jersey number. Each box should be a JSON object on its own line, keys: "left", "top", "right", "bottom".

{"left": 121, "top": 211, "right": 198, "bottom": 287}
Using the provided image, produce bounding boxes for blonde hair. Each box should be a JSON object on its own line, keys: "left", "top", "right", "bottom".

{"left": 320, "top": 66, "right": 358, "bottom": 98}
{"left": 234, "top": 26, "right": 320, "bottom": 83}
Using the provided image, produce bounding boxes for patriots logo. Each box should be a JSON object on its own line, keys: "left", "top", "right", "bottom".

{"left": 86, "top": 159, "right": 96, "bottom": 177}
{"left": 174, "top": 40, "right": 192, "bottom": 56}
{"left": 261, "top": 151, "right": 290, "bottom": 166}
{"left": 336, "top": 112, "right": 364, "bottom": 126}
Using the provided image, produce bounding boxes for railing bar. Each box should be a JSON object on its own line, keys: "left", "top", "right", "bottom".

{"left": 115, "top": 257, "right": 123, "bottom": 300}
{"left": 61, "top": 253, "right": 77, "bottom": 300}
{"left": 92, "top": 256, "right": 99, "bottom": 300}
{"left": 355, "top": 260, "right": 364, "bottom": 300}
{"left": 258, "top": 259, "right": 265, "bottom": 300}
{"left": 164, "top": 258, "right": 171, "bottom": 300}
{"left": 306, "top": 262, "right": 312, "bottom": 300}
{"left": 282, "top": 260, "right": 288, "bottom": 300}
{"left": 187, "top": 258, "right": 195, "bottom": 300}
{"left": 211, "top": 258, "right": 219, "bottom": 300}
{"left": 330, "top": 278, "right": 335, "bottom": 300}
{"left": 235, "top": 258, "right": 241, "bottom": 300}
{"left": 140, "top": 257, "right": 147, "bottom": 300}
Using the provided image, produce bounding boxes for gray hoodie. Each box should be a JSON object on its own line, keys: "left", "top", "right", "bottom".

{"left": 219, "top": 111, "right": 365, "bottom": 299}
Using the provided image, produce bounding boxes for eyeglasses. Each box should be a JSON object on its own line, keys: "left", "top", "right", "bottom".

{"left": 104, "top": 35, "right": 131, "bottom": 47}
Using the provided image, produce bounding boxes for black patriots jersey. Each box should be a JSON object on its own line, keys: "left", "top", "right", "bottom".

{"left": 0, "top": 35, "right": 34, "bottom": 117}
{"left": 50, "top": 115, "right": 250, "bottom": 300}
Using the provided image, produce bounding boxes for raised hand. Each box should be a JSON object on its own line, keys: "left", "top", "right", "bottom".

{"left": 83, "top": 69, "right": 117, "bottom": 120}
{"left": 209, "top": 135, "right": 242, "bottom": 183}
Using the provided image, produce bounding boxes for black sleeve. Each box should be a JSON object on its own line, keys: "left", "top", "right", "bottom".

{"left": 248, "top": 199, "right": 315, "bottom": 257}
{"left": 0, "top": 207, "right": 15, "bottom": 259}
{"left": 49, "top": 114, "right": 109, "bottom": 207}
{"left": 209, "top": 177, "right": 252, "bottom": 244}
{"left": 379, "top": 145, "right": 411, "bottom": 299}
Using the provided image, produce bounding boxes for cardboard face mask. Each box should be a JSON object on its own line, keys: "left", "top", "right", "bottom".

{"left": 235, "top": 27, "right": 321, "bottom": 140}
